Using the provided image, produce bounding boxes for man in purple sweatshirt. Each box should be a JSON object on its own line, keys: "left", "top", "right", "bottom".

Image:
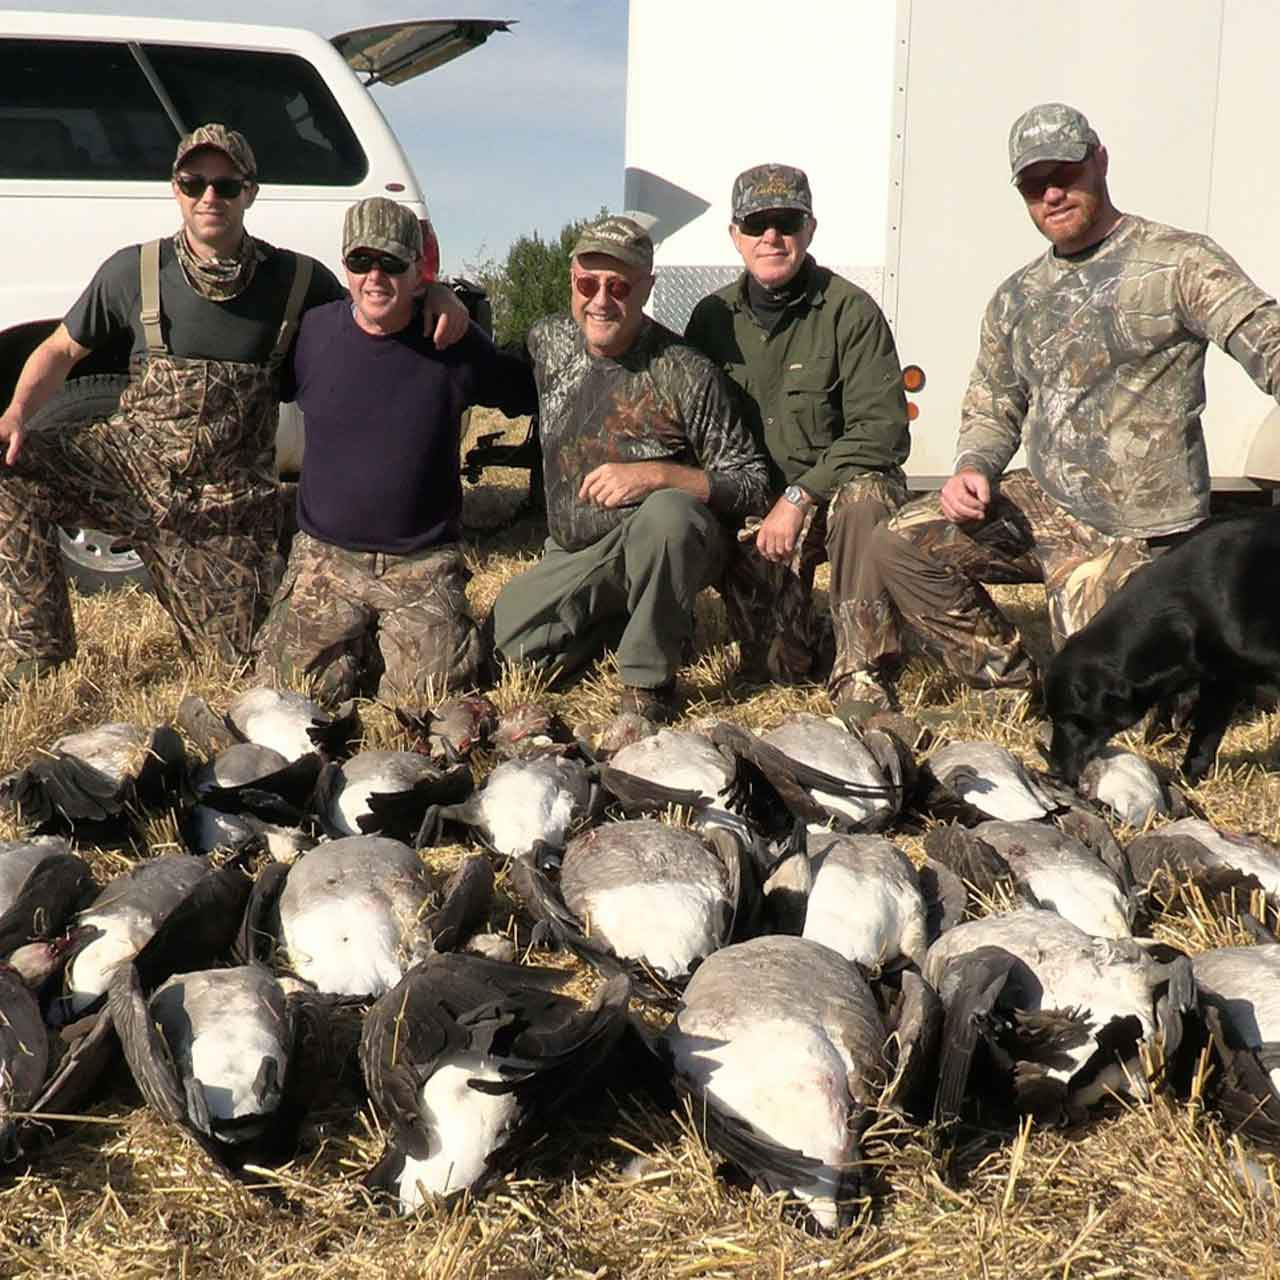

{"left": 254, "top": 198, "right": 535, "bottom": 703}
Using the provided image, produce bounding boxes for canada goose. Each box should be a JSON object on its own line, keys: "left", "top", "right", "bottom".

{"left": 313, "top": 750, "right": 473, "bottom": 842}
{"left": 0, "top": 960, "right": 50, "bottom": 1161}
{"left": 968, "top": 820, "right": 1134, "bottom": 939}
{"left": 923, "top": 741, "right": 1061, "bottom": 823}
{"left": 788, "top": 831, "right": 929, "bottom": 972}
{"left": 59, "top": 854, "right": 250, "bottom": 1021}
{"left": 1077, "top": 748, "right": 1169, "bottom": 828}
{"left": 1187, "top": 944, "right": 1280, "bottom": 1146}
{"left": 0, "top": 721, "right": 185, "bottom": 831}
{"left": 109, "top": 959, "right": 327, "bottom": 1167}
{"left": 0, "top": 837, "right": 95, "bottom": 956}
{"left": 660, "top": 934, "right": 903, "bottom": 1231}
{"left": 194, "top": 742, "right": 323, "bottom": 824}
{"left": 925, "top": 908, "right": 1192, "bottom": 1122}
{"left": 512, "top": 819, "right": 755, "bottom": 994}
{"left": 395, "top": 695, "right": 499, "bottom": 762}
{"left": 420, "top": 755, "right": 594, "bottom": 864}
{"left": 240, "top": 838, "right": 492, "bottom": 998}
{"left": 708, "top": 717, "right": 900, "bottom": 834}
{"left": 224, "top": 688, "right": 359, "bottom": 763}
{"left": 491, "top": 702, "right": 577, "bottom": 759}
{"left": 1126, "top": 818, "right": 1280, "bottom": 902}
{"left": 361, "top": 953, "right": 631, "bottom": 1211}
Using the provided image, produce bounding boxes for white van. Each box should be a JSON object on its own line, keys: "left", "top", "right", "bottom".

{"left": 0, "top": 11, "right": 510, "bottom": 586}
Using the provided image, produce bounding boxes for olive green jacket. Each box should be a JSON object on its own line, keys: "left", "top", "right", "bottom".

{"left": 684, "top": 259, "right": 910, "bottom": 500}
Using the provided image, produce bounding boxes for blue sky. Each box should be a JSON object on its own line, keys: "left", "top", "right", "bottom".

{"left": 36, "top": 0, "right": 628, "bottom": 275}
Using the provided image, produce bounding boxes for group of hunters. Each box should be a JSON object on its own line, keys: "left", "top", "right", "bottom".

{"left": 3, "top": 102, "right": 1280, "bottom": 727}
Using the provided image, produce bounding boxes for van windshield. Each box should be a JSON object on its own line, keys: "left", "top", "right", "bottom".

{"left": 0, "top": 38, "right": 367, "bottom": 186}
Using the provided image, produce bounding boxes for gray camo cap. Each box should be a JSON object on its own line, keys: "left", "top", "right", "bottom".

{"left": 572, "top": 215, "right": 654, "bottom": 271}
{"left": 174, "top": 123, "right": 257, "bottom": 178}
{"left": 342, "top": 196, "right": 423, "bottom": 262}
{"left": 1008, "top": 103, "right": 1100, "bottom": 181}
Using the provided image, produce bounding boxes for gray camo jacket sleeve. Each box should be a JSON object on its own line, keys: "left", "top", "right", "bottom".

{"left": 684, "top": 367, "right": 771, "bottom": 519}
{"left": 953, "top": 286, "right": 1028, "bottom": 479}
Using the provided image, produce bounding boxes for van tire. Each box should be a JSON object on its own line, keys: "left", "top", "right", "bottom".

{"left": 24, "top": 374, "right": 153, "bottom": 595}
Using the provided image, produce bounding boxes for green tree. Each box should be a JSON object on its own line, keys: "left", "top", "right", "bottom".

{"left": 478, "top": 209, "right": 607, "bottom": 346}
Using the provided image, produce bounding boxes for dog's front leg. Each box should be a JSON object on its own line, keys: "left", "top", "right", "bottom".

{"left": 1182, "top": 678, "right": 1242, "bottom": 782}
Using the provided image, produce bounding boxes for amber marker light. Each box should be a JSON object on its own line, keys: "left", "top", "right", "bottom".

{"left": 902, "top": 364, "right": 926, "bottom": 393}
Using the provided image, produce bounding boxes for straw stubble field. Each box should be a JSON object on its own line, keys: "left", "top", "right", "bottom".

{"left": 1, "top": 408, "right": 1279, "bottom": 1279}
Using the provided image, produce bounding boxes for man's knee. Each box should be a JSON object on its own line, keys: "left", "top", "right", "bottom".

{"left": 628, "top": 488, "right": 710, "bottom": 540}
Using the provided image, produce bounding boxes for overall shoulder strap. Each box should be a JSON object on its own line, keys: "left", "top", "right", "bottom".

{"left": 139, "top": 239, "right": 167, "bottom": 357}
{"left": 270, "top": 253, "right": 315, "bottom": 363}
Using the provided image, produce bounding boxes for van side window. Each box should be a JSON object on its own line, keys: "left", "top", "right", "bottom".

{"left": 143, "top": 45, "right": 368, "bottom": 186}
{"left": 0, "top": 39, "right": 175, "bottom": 180}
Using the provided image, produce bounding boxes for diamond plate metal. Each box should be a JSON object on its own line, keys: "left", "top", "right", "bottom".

{"left": 651, "top": 264, "right": 885, "bottom": 334}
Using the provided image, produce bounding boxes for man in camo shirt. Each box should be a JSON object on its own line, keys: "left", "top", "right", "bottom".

{"left": 861, "top": 101, "right": 1280, "bottom": 706}
{"left": 491, "top": 215, "right": 769, "bottom": 721}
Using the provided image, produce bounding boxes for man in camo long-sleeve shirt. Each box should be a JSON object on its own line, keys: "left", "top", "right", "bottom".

{"left": 491, "top": 215, "right": 769, "bottom": 721}
{"left": 862, "top": 102, "right": 1280, "bottom": 707}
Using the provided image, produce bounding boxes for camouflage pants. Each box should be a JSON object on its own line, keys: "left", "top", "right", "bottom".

{"left": 254, "top": 530, "right": 485, "bottom": 705}
{"left": 721, "top": 471, "right": 908, "bottom": 687}
{"left": 0, "top": 409, "right": 277, "bottom": 669}
{"left": 870, "top": 468, "right": 1176, "bottom": 689}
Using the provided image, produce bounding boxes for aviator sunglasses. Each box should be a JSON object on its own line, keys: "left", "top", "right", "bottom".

{"left": 737, "top": 209, "right": 808, "bottom": 237}
{"left": 573, "top": 272, "right": 633, "bottom": 302}
{"left": 344, "top": 250, "right": 412, "bottom": 276}
{"left": 174, "top": 173, "right": 253, "bottom": 199}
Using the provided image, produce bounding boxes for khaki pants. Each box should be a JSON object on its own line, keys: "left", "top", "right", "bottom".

{"left": 254, "top": 530, "right": 485, "bottom": 704}
{"left": 492, "top": 488, "right": 731, "bottom": 690}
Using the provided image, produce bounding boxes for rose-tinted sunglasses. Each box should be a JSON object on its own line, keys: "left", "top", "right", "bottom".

{"left": 175, "top": 173, "right": 253, "bottom": 200}
{"left": 737, "top": 209, "right": 808, "bottom": 237}
{"left": 573, "top": 273, "right": 633, "bottom": 302}
{"left": 344, "top": 250, "right": 412, "bottom": 276}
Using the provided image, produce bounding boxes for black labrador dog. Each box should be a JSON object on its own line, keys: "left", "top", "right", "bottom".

{"left": 1046, "top": 509, "right": 1280, "bottom": 786}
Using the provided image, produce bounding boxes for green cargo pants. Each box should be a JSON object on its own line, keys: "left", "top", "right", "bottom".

{"left": 491, "top": 488, "right": 731, "bottom": 690}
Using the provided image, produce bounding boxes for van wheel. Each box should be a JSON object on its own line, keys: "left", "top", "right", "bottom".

{"left": 24, "top": 374, "right": 153, "bottom": 594}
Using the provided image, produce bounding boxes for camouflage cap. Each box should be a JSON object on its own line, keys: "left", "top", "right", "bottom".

{"left": 731, "top": 163, "right": 812, "bottom": 221}
{"left": 173, "top": 123, "right": 257, "bottom": 178}
{"left": 342, "top": 196, "right": 423, "bottom": 262}
{"left": 571, "top": 215, "right": 654, "bottom": 271}
{"left": 1008, "top": 103, "right": 1100, "bottom": 181}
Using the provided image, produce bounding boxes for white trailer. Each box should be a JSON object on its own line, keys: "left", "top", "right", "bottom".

{"left": 625, "top": 0, "right": 1280, "bottom": 489}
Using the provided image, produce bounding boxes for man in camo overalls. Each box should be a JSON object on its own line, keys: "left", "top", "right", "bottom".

{"left": 858, "top": 102, "right": 1280, "bottom": 707}
{"left": 0, "top": 124, "right": 464, "bottom": 694}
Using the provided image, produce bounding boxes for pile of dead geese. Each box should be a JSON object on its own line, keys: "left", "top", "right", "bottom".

{"left": 2, "top": 687, "right": 1279, "bottom": 1230}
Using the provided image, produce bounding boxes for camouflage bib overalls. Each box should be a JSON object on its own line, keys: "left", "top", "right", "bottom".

{"left": 0, "top": 239, "right": 312, "bottom": 669}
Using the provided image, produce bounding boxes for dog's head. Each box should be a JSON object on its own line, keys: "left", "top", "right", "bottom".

{"left": 1044, "top": 640, "right": 1140, "bottom": 787}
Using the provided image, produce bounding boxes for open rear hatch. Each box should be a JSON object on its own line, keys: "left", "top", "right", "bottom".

{"left": 332, "top": 19, "right": 513, "bottom": 87}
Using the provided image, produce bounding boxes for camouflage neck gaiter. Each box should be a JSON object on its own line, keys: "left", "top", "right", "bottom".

{"left": 172, "top": 227, "right": 265, "bottom": 302}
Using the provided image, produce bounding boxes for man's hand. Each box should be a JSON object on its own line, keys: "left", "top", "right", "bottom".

{"left": 579, "top": 461, "right": 664, "bottom": 508}
{"left": 422, "top": 283, "right": 470, "bottom": 349}
{"left": 940, "top": 467, "right": 991, "bottom": 523}
{"left": 755, "top": 495, "right": 808, "bottom": 563}
{"left": 0, "top": 408, "right": 23, "bottom": 466}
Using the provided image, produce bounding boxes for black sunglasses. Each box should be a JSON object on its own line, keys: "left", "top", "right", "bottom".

{"left": 175, "top": 173, "right": 252, "bottom": 200}
{"left": 344, "top": 250, "right": 412, "bottom": 276}
{"left": 737, "top": 209, "right": 808, "bottom": 237}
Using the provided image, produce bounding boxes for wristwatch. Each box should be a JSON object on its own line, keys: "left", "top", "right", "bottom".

{"left": 782, "top": 483, "right": 816, "bottom": 509}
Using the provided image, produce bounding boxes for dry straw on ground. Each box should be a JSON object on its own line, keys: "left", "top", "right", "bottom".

{"left": 2, "top": 408, "right": 1279, "bottom": 1279}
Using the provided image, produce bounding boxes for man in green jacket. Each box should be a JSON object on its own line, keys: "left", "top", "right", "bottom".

{"left": 685, "top": 164, "right": 911, "bottom": 712}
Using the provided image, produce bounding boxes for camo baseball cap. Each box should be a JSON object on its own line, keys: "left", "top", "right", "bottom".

{"left": 342, "top": 196, "right": 423, "bottom": 262}
{"left": 731, "top": 164, "right": 813, "bottom": 221}
{"left": 572, "top": 215, "right": 654, "bottom": 271}
{"left": 173, "top": 123, "right": 257, "bottom": 178}
{"left": 1008, "top": 103, "right": 1100, "bottom": 181}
